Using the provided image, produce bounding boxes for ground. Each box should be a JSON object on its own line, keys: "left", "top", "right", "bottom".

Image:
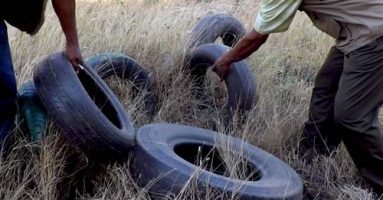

{"left": 0, "top": 0, "right": 380, "bottom": 199}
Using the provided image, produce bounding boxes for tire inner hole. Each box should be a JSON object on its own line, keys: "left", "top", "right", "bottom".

{"left": 220, "top": 33, "right": 237, "bottom": 47}
{"left": 78, "top": 69, "right": 122, "bottom": 129}
{"left": 174, "top": 143, "right": 261, "bottom": 181}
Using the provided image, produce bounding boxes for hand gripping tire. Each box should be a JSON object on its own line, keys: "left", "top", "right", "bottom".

{"left": 185, "top": 43, "right": 257, "bottom": 129}
{"left": 188, "top": 13, "right": 246, "bottom": 50}
{"left": 130, "top": 123, "right": 303, "bottom": 200}
{"left": 33, "top": 52, "right": 135, "bottom": 162}
{"left": 86, "top": 53, "right": 156, "bottom": 118}
{"left": 17, "top": 80, "right": 48, "bottom": 145}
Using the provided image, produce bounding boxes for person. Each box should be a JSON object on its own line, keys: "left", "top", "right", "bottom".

{"left": 212, "top": 0, "right": 383, "bottom": 195}
{"left": 0, "top": 0, "right": 83, "bottom": 150}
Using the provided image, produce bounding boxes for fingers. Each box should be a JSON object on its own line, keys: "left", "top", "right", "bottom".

{"left": 212, "top": 65, "right": 222, "bottom": 81}
{"left": 74, "top": 65, "right": 80, "bottom": 74}
{"left": 212, "top": 63, "right": 227, "bottom": 82}
{"left": 70, "top": 58, "right": 80, "bottom": 74}
{"left": 212, "top": 67, "right": 225, "bottom": 82}
{"left": 64, "top": 44, "right": 84, "bottom": 74}
{"left": 219, "top": 69, "right": 228, "bottom": 82}
{"left": 65, "top": 52, "right": 83, "bottom": 74}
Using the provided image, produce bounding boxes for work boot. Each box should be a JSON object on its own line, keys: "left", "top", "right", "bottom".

{"left": 298, "top": 123, "right": 342, "bottom": 163}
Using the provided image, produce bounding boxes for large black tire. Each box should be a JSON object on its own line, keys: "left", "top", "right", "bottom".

{"left": 17, "top": 80, "right": 48, "bottom": 145}
{"left": 86, "top": 53, "right": 156, "bottom": 117}
{"left": 185, "top": 43, "right": 257, "bottom": 129}
{"left": 131, "top": 123, "right": 303, "bottom": 200}
{"left": 188, "top": 13, "right": 246, "bottom": 50}
{"left": 33, "top": 51, "right": 135, "bottom": 162}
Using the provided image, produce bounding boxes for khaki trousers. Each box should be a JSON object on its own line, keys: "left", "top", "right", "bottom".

{"left": 299, "top": 36, "right": 383, "bottom": 191}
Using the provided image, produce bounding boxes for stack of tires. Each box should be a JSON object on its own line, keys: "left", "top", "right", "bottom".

{"left": 18, "top": 14, "right": 303, "bottom": 200}
{"left": 185, "top": 13, "right": 257, "bottom": 130}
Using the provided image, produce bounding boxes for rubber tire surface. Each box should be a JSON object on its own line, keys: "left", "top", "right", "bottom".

{"left": 188, "top": 13, "right": 246, "bottom": 50}
{"left": 87, "top": 53, "right": 156, "bottom": 117}
{"left": 186, "top": 43, "right": 257, "bottom": 129}
{"left": 131, "top": 123, "right": 303, "bottom": 200}
{"left": 33, "top": 51, "right": 135, "bottom": 162}
{"left": 18, "top": 80, "right": 48, "bottom": 144}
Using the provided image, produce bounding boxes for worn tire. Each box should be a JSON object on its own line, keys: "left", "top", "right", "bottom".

{"left": 185, "top": 43, "right": 257, "bottom": 129}
{"left": 86, "top": 53, "right": 156, "bottom": 117}
{"left": 18, "top": 80, "right": 48, "bottom": 144}
{"left": 131, "top": 123, "right": 303, "bottom": 200}
{"left": 33, "top": 51, "right": 135, "bottom": 162}
{"left": 188, "top": 13, "right": 246, "bottom": 50}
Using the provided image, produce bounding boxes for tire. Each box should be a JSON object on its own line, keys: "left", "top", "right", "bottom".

{"left": 188, "top": 13, "right": 246, "bottom": 50}
{"left": 185, "top": 43, "right": 257, "bottom": 129}
{"left": 86, "top": 53, "right": 156, "bottom": 117}
{"left": 130, "top": 123, "right": 303, "bottom": 200}
{"left": 33, "top": 51, "right": 135, "bottom": 162}
{"left": 17, "top": 80, "right": 48, "bottom": 145}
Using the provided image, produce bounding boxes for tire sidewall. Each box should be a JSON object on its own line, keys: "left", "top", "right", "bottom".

{"left": 131, "top": 123, "right": 303, "bottom": 199}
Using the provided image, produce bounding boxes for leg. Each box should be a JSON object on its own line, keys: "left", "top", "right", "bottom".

{"left": 334, "top": 36, "right": 383, "bottom": 192}
{"left": 0, "top": 21, "right": 17, "bottom": 150}
{"left": 299, "top": 46, "right": 344, "bottom": 160}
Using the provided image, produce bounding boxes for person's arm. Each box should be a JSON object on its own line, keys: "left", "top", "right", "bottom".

{"left": 212, "top": 0, "right": 302, "bottom": 81}
{"left": 52, "top": 0, "right": 83, "bottom": 72}
{"left": 223, "top": 29, "right": 269, "bottom": 63}
{"left": 212, "top": 29, "right": 268, "bottom": 80}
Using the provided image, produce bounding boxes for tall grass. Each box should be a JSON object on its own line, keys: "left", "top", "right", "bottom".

{"left": 1, "top": 0, "right": 378, "bottom": 199}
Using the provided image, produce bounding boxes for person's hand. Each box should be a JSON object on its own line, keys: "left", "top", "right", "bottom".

{"left": 65, "top": 44, "right": 83, "bottom": 74}
{"left": 212, "top": 53, "right": 233, "bottom": 82}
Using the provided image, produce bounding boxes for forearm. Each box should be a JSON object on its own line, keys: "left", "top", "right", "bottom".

{"left": 224, "top": 29, "right": 269, "bottom": 63}
{"left": 51, "top": 0, "right": 79, "bottom": 47}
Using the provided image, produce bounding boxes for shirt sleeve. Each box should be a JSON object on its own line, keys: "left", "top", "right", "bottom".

{"left": 254, "top": 0, "right": 303, "bottom": 35}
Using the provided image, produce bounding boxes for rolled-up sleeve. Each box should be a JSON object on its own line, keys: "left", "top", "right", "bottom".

{"left": 254, "top": 0, "right": 302, "bottom": 35}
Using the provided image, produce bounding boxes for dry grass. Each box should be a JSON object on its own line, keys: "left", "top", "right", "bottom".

{"left": 1, "top": 0, "right": 380, "bottom": 199}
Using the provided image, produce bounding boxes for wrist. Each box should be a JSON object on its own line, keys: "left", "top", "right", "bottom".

{"left": 64, "top": 32, "right": 79, "bottom": 47}
{"left": 224, "top": 49, "right": 238, "bottom": 63}
{"left": 66, "top": 40, "right": 79, "bottom": 49}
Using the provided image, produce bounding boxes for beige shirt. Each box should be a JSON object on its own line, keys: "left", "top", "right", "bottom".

{"left": 254, "top": 0, "right": 383, "bottom": 55}
{"left": 254, "top": 0, "right": 302, "bottom": 35}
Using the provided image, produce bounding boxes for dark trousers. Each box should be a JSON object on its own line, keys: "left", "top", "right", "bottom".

{"left": 299, "top": 36, "right": 383, "bottom": 191}
{"left": 0, "top": 20, "right": 17, "bottom": 147}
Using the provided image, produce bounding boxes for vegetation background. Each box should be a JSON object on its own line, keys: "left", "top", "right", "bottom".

{"left": 1, "top": 0, "right": 378, "bottom": 199}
